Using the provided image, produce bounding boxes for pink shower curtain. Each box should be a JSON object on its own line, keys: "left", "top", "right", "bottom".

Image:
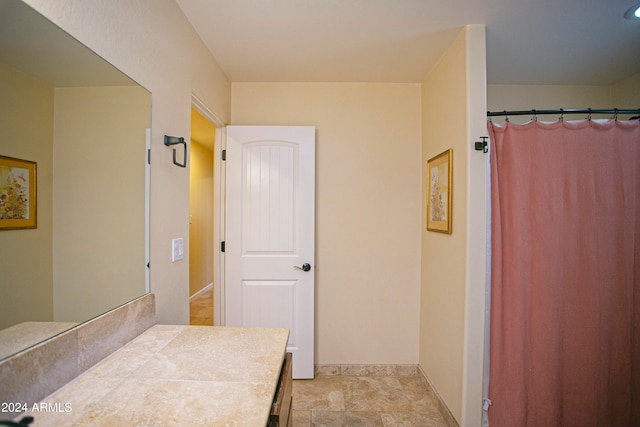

{"left": 487, "top": 119, "right": 640, "bottom": 427}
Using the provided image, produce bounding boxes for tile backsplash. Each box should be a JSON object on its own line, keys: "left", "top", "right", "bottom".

{"left": 0, "top": 293, "right": 156, "bottom": 419}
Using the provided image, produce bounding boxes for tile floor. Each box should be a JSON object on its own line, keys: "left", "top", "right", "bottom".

{"left": 291, "top": 374, "right": 448, "bottom": 426}
{"left": 189, "top": 286, "right": 214, "bottom": 326}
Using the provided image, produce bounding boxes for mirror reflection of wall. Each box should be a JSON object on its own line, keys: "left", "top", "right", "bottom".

{"left": 0, "top": 0, "right": 150, "bottom": 360}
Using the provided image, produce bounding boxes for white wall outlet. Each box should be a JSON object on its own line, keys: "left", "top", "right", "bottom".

{"left": 172, "top": 238, "right": 184, "bottom": 262}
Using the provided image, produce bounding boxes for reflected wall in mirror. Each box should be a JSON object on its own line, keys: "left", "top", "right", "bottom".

{"left": 0, "top": 0, "right": 151, "bottom": 360}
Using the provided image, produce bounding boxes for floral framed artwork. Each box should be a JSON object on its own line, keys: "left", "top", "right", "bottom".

{"left": 0, "top": 155, "right": 37, "bottom": 229}
{"left": 426, "top": 149, "right": 452, "bottom": 234}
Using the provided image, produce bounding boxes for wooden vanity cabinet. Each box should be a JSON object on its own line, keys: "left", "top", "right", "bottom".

{"left": 269, "top": 352, "right": 293, "bottom": 427}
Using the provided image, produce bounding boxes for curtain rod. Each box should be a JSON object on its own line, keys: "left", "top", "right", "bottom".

{"left": 476, "top": 108, "right": 640, "bottom": 152}
{"left": 487, "top": 108, "right": 640, "bottom": 119}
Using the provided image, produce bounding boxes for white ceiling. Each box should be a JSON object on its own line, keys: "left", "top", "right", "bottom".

{"left": 176, "top": 0, "right": 640, "bottom": 85}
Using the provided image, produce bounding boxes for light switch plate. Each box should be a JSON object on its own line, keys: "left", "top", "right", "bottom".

{"left": 172, "top": 238, "right": 184, "bottom": 262}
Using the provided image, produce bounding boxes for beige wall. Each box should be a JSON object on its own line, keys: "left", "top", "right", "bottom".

{"left": 488, "top": 84, "right": 612, "bottom": 124}
{"left": 419, "top": 25, "right": 488, "bottom": 425}
{"left": 612, "top": 73, "right": 640, "bottom": 107}
{"left": 488, "top": 73, "right": 640, "bottom": 124}
{"left": 52, "top": 86, "right": 149, "bottom": 322}
{"left": 231, "top": 82, "right": 422, "bottom": 364}
{"left": 420, "top": 29, "right": 467, "bottom": 422}
{"left": 23, "top": 0, "right": 232, "bottom": 324}
{"left": 0, "top": 64, "right": 54, "bottom": 329}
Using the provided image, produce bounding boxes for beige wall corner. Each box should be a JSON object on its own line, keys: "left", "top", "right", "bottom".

{"left": 461, "top": 24, "right": 488, "bottom": 427}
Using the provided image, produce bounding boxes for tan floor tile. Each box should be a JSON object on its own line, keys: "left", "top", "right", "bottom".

{"left": 396, "top": 377, "right": 440, "bottom": 412}
{"left": 312, "top": 410, "right": 383, "bottom": 426}
{"left": 343, "top": 377, "right": 412, "bottom": 411}
{"left": 380, "top": 411, "right": 448, "bottom": 426}
{"left": 292, "top": 409, "right": 312, "bottom": 426}
{"left": 294, "top": 377, "right": 346, "bottom": 411}
{"left": 292, "top": 374, "right": 448, "bottom": 427}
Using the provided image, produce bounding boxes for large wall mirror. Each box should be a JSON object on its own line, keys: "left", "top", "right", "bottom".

{"left": 0, "top": 0, "right": 151, "bottom": 360}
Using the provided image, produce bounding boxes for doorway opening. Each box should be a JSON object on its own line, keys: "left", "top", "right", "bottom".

{"left": 188, "top": 106, "right": 216, "bottom": 325}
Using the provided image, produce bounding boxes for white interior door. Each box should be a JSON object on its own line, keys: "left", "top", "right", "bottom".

{"left": 225, "top": 125, "right": 315, "bottom": 379}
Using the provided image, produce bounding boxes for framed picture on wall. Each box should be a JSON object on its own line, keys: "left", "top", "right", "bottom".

{"left": 426, "top": 149, "right": 452, "bottom": 234}
{"left": 0, "top": 155, "right": 37, "bottom": 229}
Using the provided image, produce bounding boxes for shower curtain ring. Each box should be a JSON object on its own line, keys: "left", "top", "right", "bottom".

{"left": 559, "top": 108, "right": 564, "bottom": 121}
{"left": 532, "top": 109, "right": 538, "bottom": 121}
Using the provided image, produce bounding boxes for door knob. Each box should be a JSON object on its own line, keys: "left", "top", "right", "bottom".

{"left": 294, "top": 263, "right": 311, "bottom": 272}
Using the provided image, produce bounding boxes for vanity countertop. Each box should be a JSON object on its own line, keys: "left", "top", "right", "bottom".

{"left": 19, "top": 325, "right": 289, "bottom": 426}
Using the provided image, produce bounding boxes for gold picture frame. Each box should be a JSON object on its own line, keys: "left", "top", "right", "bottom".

{"left": 0, "top": 155, "right": 37, "bottom": 229}
{"left": 426, "top": 149, "right": 452, "bottom": 234}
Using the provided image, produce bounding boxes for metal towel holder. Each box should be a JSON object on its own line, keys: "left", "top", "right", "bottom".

{"left": 164, "top": 135, "right": 187, "bottom": 168}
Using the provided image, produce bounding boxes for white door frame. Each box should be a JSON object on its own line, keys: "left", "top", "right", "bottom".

{"left": 145, "top": 128, "right": 151, "bottom": 293}
{"left": 190, "top": 94, "right": 226, "bottom": 326}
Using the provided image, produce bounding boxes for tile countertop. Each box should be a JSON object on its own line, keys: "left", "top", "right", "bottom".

{"left": 18, "top": 325, "right": 289, "bottom": 426}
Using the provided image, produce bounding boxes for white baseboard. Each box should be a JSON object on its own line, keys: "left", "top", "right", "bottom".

{"left": 189, "top": 283, "right": 213, "bottom": 301}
